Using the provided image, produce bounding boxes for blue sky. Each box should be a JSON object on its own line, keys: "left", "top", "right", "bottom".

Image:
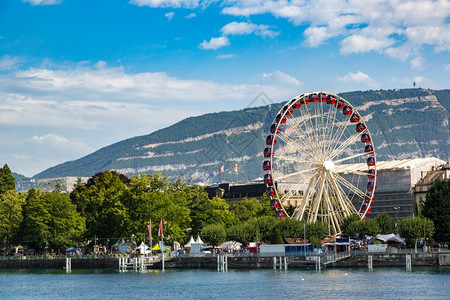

{"left": 0, "top": 0, "right": 449, "bottom": 177}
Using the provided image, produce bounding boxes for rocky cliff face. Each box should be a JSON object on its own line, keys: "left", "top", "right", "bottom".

{"left": 34, "top": 89, "right": 449, "bottom": 183}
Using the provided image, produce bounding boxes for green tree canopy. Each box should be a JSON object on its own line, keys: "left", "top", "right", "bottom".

{"left": 422, "top": 180, "right": 450, "bottom": 244}
{"left": 71, "top": 170, "right": 128, "bottom": 239}
{"left": 374, "top": 212, "right": 396, "bottom": 234}
{"left": 0, "top": 190, "right": 24, "bottom": 250}
{"left": 201, "top": 223, "right": 226, "bottom": 247}
{"left": 0, "top": 164, "right": 15, "bottom": 195}
{"left": 18, "top": 189, "right": 86, "bottom": 251}
{"left": 399, "top": 217, "right": 434, "bottom": 250}
{"left": 347, "top": 219, "right": 380, "bottom": 239}
{"left": 231, "top": 197, "right": 263, "bottom": 222}
{"left": 340, "top": 215, "right": 361, "bottom": 238}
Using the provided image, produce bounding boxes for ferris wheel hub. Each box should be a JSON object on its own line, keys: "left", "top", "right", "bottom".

{"left": 323, "top": 160, "right": 335, "bottom": 171}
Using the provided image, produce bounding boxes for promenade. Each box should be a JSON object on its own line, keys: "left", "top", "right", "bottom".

{"left": 1, "top": 250, "right": 449, "bottom": 270}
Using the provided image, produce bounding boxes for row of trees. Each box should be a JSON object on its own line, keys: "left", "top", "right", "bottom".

{"left": 340, "top": 213, "right": 435, "bottom": 249}
{"left": 1, "top": 163, "right": 448, "bottom": 253}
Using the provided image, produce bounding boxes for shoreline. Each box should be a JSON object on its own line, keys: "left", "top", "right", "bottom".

{"left": 1, "top": 252, "right": 449, "bottom": 270}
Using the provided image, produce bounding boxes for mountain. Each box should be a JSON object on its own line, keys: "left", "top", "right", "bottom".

{"left": 34, "top": 88, "right": 450, "bottom": 183}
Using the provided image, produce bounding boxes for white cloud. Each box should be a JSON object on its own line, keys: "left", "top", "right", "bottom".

{"left": 410, "top": 57, "right": 425, "bottom": 70}
{"left": 261, "top": 70, "right": 301, "bottom": 87}
{"left": 221, "top": 22, "right": 279, "bottom": 38}
{"left": 336, "top": 71, "right": 379, "bottom": 88}
{"left": 185, "top": 12, "right": 197, "bottom": 18}
{"left": 0, "top": 61, "right": 303, "bottom": 175}
{"left": 0, "top": 55, "right": 24, "bottom": 70}
{"left": 23, "top": 0, "right": 62, "bottom": 5}
{"left": 218, "top": 0, "right": 450, "bottom": 63}
{"left": 199, "top": 36, "right": 230, "bottom": 50}
{"left": 444, "top": 64, "right": 450, "bottom": 71}
{"left": 412, "top": 76, "right": 436, "bottom": 88}
{"left": 303, "top": 27, "right": 333, "bottom": 47}
{"left": 216, "top": 54, "right": 235, "bottom": 59}
{"left": 129, "top": 0, "right": 200, "bottom": 8}
{"left": 165, "top": 12, "right": 175, "bottom": 21}
{"left": 129, "top": 0, "right": 450, "bottom": 63}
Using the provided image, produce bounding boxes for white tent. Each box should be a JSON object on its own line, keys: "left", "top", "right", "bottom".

{"left": 376, "top": 234, "right": 406, "bottom": 245}
{"left": 219, "top": 241, "right": 242, "bottom": 251}
{"left": 135, "top": 242, "right": 151, "bottom": 255}
{"left": 184, "top": 236, "right": 195, "bottom": 248}
{"left": 195, "top": 235, "right": 204, "bottom": 245}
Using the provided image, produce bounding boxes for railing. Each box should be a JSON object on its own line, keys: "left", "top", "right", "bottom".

{"left": 322, "top": 250, "right": 351, "bottom": 264}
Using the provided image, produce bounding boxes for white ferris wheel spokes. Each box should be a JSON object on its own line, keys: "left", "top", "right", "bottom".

{"left": 263, "top": 92, "right": 377, "bottom": 235}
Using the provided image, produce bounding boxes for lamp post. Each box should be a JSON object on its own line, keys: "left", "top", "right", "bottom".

{"left": 393, "top": 206, "right": 400, "bottom": 233}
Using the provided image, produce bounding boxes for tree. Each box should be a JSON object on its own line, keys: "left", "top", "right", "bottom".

{"left": 399, "top": 217, "right": 434, "bottom": 251}
{"left": 374, "top": 212, "right": 395, "bottom": 234}
{"left": 226, "top": 222, "right": 257, "bottom": 246}
{"left": 0, "top": 164, "right": 15, "bottom": 195}
{"left": 277, "top": 218, "right": 303, "bottom": 239}
{"left": 422, "top": 180, "right": 450, "bottom": 244}
{"left": 340, "top": 215, "right": 361, "bottom": 238}
{"left": 18, "top": 189, "right": 85, "bottom": 252}
{"left": 231, "top": 198, "right": 262, "bottom": 222}
{"left": 0, "top": 190, "right": 25, "bottom": 253}
{"left": 207, "top": 197, "right": 238, "bottom": 228}
{"left": 201, "top": 223, "right": 226, "bottom": 247}
{"left": 16, "top": 189, "right": 51, "bottom": 250}
{"left": 72, "top": 170, "right": 128, "bottom": 239}
{"left": 188, "top": 185, "right": 213, "bottom": 236}
{"left": 43, "top": 191, "right": 86, "bottom": 251}
{"left": 347, "top": 219, "right": 380, "bottom": 239}
{"left": 305, "top": 221, "right": 328, "bottom": 248}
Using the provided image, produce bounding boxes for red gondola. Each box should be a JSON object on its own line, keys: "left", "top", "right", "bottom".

{"left": 365, "top": 193, "right": 374, "bottom": 203}
{"left": 310, "top": 93, "right": 318, "bottom": 102}
{"left": 343, "top": 105, "right": 353, "bottom": 115}
{"left": 350, "top": 113, "right": 360, "bottom": 123}
{"left": 366, "top": 207, "right": 371, "bottom": 214}
{"left": 264, "top": 147, "right": 273, "bottom": 157}
{"left": 365, "top": 144, "right": 374, "bottom": 153}
{"left": 292, "top": 100, "right": 300, "bottom": 109}
{"left": 264, "top": 173, "right": 273, "bottom": 184}
{"left": 263, "top": 160, "right": 271, "bottom": 170}
{"left": 283, "top": 105, "right": 293, "bottom": 115}
{"left": 276, "top": 209, "right": 286, "bottom": 220}
{"left": 266, "top": 135, "right": 276, "bottom": 145}
{"left": 319, "top": 93, "right": 327, "bottom": 102}
{"left": 270, "top": 199, "right": 280, "bottom": 209}
{"left": 336, "top": 99, "right": 345, "bottom": 109}
{"left": 276, "top": 114, "right": 286, "bottom": 124}
{"left": 303, "top": 95, "right": 310, "bottom": 103}
{"left": 356, "top": 123, "right": 366, "bottom": 132}
{"left": 326, "top": 95, "right": 336, "bottom": 104}
{"left": 367, "top": 156, "right": 375, "bottom": 166}
{"left": 270, "top": 124, "right": 280, "bottom": 134}
{"left": 368, "top": 169, "right": 376, "bottom": 178}
{"left": 367, "top": 181, "right": 376, "bottom": 191}
{"left": 361, "top": 133, "right": 370, "bottom": 143}
{"left": 266, "top": 186, "right": 276, "bottom": 197}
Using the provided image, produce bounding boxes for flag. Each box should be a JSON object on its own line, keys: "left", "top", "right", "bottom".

{"left": 219, "top": 165, "right": 224, "bottom": 173}
{"left": 158, "top": 218, "right": 163, "bottom": 237}
{"left": 147, "top": 219, "right": 151, "bottom": 238}
{"left": 233, "top": 163, "right": 238, "bottom": 173}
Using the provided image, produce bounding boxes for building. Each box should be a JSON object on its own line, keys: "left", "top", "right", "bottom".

{"left": 413, "top": 162, "right": 450, "bottom": 207}
{"left": 204, "top": 182, "right": 269, "bottom": 205}
{"left": 16, "top": 177, "right": 89, "bottom": 193}
{"left": 339, "top": 157, "right": 445, "bottom": 220}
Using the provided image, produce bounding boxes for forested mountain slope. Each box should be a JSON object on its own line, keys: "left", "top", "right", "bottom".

{"left": 34, "top": 88, "right": 450, "bottom": 183}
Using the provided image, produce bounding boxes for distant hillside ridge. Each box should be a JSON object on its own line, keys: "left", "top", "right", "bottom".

{"left": 34, "top": 88, "right": 450, "bottom": 183}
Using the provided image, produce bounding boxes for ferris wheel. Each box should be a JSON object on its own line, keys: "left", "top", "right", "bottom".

{"left": 263, "top": 92, "right": 377, "bottom": 235}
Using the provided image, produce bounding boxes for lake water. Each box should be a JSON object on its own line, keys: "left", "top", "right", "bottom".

{"left": 0, "top": 267, "right": 449, "bottom": 299}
